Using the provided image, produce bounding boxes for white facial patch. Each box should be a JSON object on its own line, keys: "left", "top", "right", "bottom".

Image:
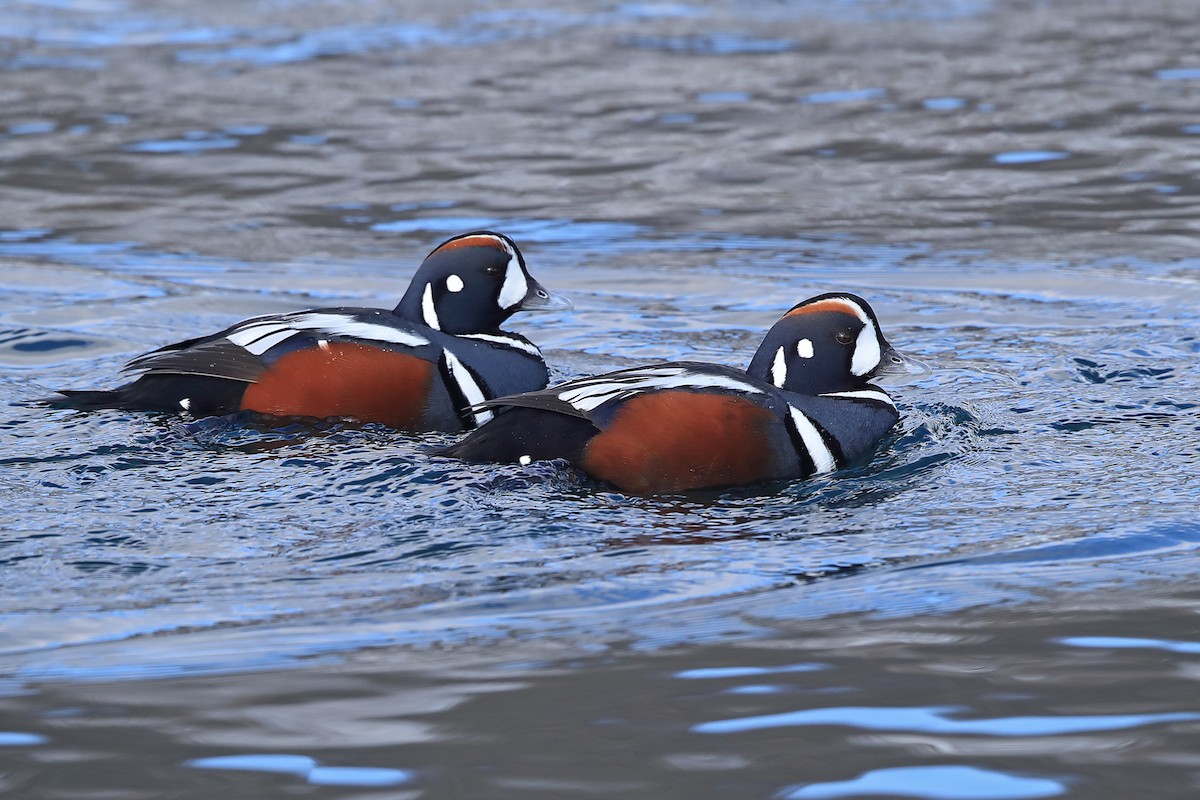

{"left": 797, "top": 338, "right": 814, "bottom": 359}
{"left": 811, "top": 297, "right": 880, "bottom": 377}
{"left": 446, "top": 274, "right": 464, "bottom": 293}
{"left": 850, "top": 318, "right": 881, "bottom": 376}
{"left": 771, "top": 346, "right": 787, "bottom": 388}
{"left": 496, "top": 253, "right": 528, "bottom": 310}
{"left": 422, "top": 283, "right": 442, "bottom": 330}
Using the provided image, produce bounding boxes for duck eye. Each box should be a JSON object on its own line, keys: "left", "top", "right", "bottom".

{"left": 484, "top": 265, "right": 503, "bottom": 276}
{"left": 835, "top": 331, "right": 853, "bottom": 345}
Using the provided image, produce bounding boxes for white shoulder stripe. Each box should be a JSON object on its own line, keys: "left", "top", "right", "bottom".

{"left": 558, "top": 367, "right": 763, "bottom": 413}
{"left": 289, "top": 313, "right": 430, "bottom": 347}
{"left": 788, "top": 406, "right": 837, "bottom": 474}
{"left": 820, "top": 389, "right": 895, "bottom": 408}
{"left": 243, "top": 328, "right": 300, "bottom": 356}
{"left": 443, "top": 349, "right": 494, "bottom": 427}
{"left": 457, "top": 333, "right": 542, "bottom": 357}
{"left": 226, "top": 322, "right": 292, "bottom": 348}
{"left": 225, "top": 312, "right": 429, "bottom": 355}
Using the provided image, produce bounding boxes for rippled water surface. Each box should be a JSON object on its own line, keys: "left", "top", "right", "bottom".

{"left": 3, "top": 0, "right": 1200, "bottom": 797}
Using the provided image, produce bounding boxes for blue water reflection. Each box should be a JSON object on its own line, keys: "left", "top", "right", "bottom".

{"left": 0, "top": 731, "right": 48, "bottom": 746}
{"left": 780, "top": 765, "right": 1065, "bottom": 800}
{"left": 993, "top": 151, "right": 1071, "bottom": 165}
{"left": 676, "top": 663, "right": 825, "bottom": 679}
{"left": 694, "top": 705, "right": 1200, "bottom": 735}
{"left": 186, "top": 754, "right": 414, "bottom": 787}
{"left": 1059, "top": 636, "right": 1200, "bottom": 655}
{"left": 802, "top": 88, "right": 887, "bottom": 104}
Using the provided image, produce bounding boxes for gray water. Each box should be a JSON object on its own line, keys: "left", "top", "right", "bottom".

{"left": 2, "top": 0, "right": 1200, "bottom": 797}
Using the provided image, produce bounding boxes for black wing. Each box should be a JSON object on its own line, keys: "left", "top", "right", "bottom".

{"left": 118, "top": 308, "right": 435, "bottom": 384}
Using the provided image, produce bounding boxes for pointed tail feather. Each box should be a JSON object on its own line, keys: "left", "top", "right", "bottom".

{"left": 50, "top": 389, "right": 135, "bottom": 410}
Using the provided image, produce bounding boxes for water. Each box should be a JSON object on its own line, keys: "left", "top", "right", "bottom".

{"left": 3, "top": 0, "right": 1200, "bottom": 797}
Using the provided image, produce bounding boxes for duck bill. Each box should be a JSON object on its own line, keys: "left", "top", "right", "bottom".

{"left": 870, "top": 343, "right": 930, "bottom": 383}
{"left": 518, "top": 278, "right": 573, "bottom": 312}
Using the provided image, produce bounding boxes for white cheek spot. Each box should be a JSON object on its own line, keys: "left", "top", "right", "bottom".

{"left": 797, "top": 338, "right": 814, "bottom": 359}
{"left": 422, "top": 283, "right": 441, "bottom": 330}
{"left": 518, "top": 455, "right": 533, "bottom": 466}
{"left": 179, "top": 398, "right": 191, "bottom": 411}
{"left": 770, "top": 346, "right": 787, "bottom": 388}
{"left": 446, "top": 274, "right": 464, "bottom": 293}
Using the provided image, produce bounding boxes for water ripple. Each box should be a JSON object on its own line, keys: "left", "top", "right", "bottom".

{"left": 694, "top": 705, "right": 1200, "bottom": 736}
{"left": 779, "top": 765, "right": 1066, "bottom": 800}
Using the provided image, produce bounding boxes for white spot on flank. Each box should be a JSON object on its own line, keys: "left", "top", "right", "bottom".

{"left": 497, "top": 254, "right": 528, "bottom": 310}
{"left": 317, "top": 339, "right": 330, "bottom": 351}
{"left": 519, "top": 455, "right": 533, "bottom": 466}
{"left": 771, "top": 346, "right": 787, "bottom": 388}
{"left": 788, "top": 406, "right": 837, "bottom": 473}
{"left": 179, "top": 398, "right": 191, "bottom": 411}
{"left": 446, "top": 274, "right": 464, "bottom": 293}
{"left": 797, "top": 338, "right": 814, "bottom": 359}
{"left": 422, "top": 283, "right": 442, "bottom": 330}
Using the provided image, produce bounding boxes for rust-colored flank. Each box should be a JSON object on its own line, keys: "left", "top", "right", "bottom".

{"left": 241, "top": 342, "right": 433, "bottom": 429}
{"left": 582, "top": 391, "right": 776, "bottom": 493}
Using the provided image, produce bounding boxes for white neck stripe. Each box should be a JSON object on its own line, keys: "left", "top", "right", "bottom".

{"left": 422, "top": 283, "right": 441, "bottom": 330}
{"left": 771, "top": 346, "right": 788, "bottom": 388}
{"left": 457, "top": 333, "right": 542, "bottom": 357}
{"left": 820, "top": 389, "right": 895, "bottom": 408}
{"left": 788, "top": 406, "right": 837, "bottom": 474}
{"left": 443, "top": 349, "right": 493, "bottom": 427}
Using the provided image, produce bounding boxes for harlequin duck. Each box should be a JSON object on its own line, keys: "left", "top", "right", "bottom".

{"left": 55, "top": 231, "right": 571, "bottom": 431}
{"left": 441, "top": 293, "right": 925, "bottom": 493}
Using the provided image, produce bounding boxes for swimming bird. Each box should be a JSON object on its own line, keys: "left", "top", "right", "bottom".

{"left": 56, "top": 231, "right": 570, "bottom": 431}
{"left": 441, "top": 293, "right": 924, "bottom": 492}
